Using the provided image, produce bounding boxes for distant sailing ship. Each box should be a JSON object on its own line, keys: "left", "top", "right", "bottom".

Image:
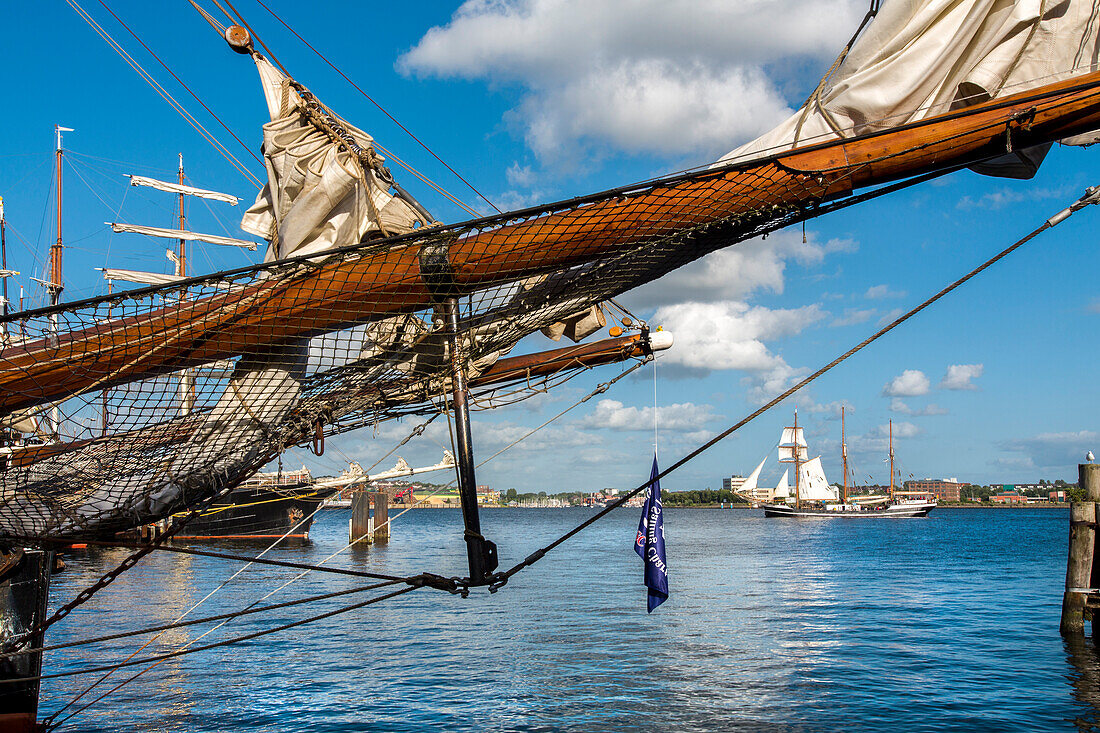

{"left": 759, "top": 409, "right": 936, "bottom": 518}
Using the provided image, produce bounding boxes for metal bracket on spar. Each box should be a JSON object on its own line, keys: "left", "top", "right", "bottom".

{"left": 418, "top": 240, "right": 462, "bottom": 301}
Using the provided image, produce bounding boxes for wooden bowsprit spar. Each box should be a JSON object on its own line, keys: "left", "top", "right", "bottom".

{"left": 5, "top": 68, "right": 1100, "bottom": 415}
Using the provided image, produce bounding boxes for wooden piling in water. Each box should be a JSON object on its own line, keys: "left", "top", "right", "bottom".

{"left": 350, "top": 489, "right": 373, "bottom": 545}
{"left": 372, "top": 492, "right": 389, "bottom": 543}
{"left": 1061, "top": 464, "right": 1100, "bottom": 635}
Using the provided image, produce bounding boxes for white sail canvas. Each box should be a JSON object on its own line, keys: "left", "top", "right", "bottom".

{"left": 722, "top": 0, "right": 1100, "bottom": 177}
{"left": 799, "top": 456, "right": 839, "bottom": 502}
{"left": 128, "top": 175, "right": 240, "bottom": 205}
{"left": 742, "top": 456, "right": 767, "bottom": 493}
{"left": 774, "top": 469, "right": 791, "bottom": 499}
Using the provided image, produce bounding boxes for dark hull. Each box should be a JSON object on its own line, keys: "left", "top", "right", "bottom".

{"left": 0, "top": 548, "right": 52, "bottom": 731}
{"left": 762, "top": 503, "right": 935, "bottom": 518}
{"left": 173, "top": 483, "right": 327, "bottom": 540}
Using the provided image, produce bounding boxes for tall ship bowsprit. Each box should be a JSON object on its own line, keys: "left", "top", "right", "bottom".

{"left": 1, "top": 0, "right": 1098, "bottom": 726}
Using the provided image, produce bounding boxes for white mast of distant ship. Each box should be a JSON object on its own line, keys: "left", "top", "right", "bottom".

{"left": 103, "top": 160, "right": 257, "bottom": 287}
{"left": 100, "top": 156, "right": 256, "bottom": 416}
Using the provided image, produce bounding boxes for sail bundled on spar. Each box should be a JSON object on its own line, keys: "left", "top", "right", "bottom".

{"left": 240, "top": 56, "right": 427, "bottom": 261}
{"left": 724, "top": 0, "right": 1100, "bottom": 177}
{"left": 127, "top": 175, "right": 241, "bottom": 204}
{"left": 108, "top": 223, "right": 260, "bottom": 250}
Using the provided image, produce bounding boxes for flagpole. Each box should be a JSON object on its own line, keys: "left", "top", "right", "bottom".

{"left": 652, "top": 335, "right": 658, "bottom": 461}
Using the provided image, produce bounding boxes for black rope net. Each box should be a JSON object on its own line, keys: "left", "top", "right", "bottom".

{"left": 2, "top": 63, "right": 1100, "bottom": 540}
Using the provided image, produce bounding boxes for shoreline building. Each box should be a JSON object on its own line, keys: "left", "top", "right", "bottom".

{"left": 904, "top": 478, "right": 965, "bottom": 503}
{"left": 722, "top": 475, "right": 747, "bottom": 493}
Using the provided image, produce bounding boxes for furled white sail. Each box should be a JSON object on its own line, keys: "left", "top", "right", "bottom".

{"left": 99, "top": 268, "right": 185, "bottom": 286}
{"left": 240, "top": 56, "right": 425, "bottom": 262}
{"left": 0, "top": 407, "right": 42, "bottom": 435}
{"left": 0, "top": 270, "right": 16, "bottom": 278}
{"left": 798, "top": 456, "right": 839, "bottom": 502}
{"left": 127, "top": 175, "right": 240, "bottom": 205}
{"left": 722, "top": 0, "right": 1100, "bottom": 178}
{"left": 774, "top": 469, "right": 791, "bottom": 499}
{"left": 778, "top": 426, "right": 808, "bottom": 462}
{"left": 109, "top": 223, "right": 259, "bottom": 250}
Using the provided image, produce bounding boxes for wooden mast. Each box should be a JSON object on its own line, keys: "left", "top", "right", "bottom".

{"left": 49, "top": 126, "right": 70, "bottom": 440}
{"left": 177, "top": 153, "right": 186, "bottom": 278}
{"left": 842, "top": 405, "right": 848, "bottom": 504}
{"left": 50, "top": 126, "right": 65, "bottom": 308}
{"left": 1, "top": 196, "right": 7, "bottom": 320}
{"left": 888, "top": 419, "right": 895, "bottom": 500}
{"left": 793, "top": 410, "right": 801, "bottom": 510}
{"left": 175, "top": 153, "right": 195, "bottom": 416}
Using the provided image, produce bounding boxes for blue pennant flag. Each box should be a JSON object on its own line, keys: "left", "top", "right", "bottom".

{"left": 634, "top": 455, "right": 669, "bottom": 612}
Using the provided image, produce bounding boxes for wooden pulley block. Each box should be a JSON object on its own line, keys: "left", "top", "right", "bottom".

{"left": 224, "top": 25, "right": 253, "bottom": 54}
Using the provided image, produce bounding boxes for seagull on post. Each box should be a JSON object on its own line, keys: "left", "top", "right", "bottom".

{"left": 1087, "top": 451, "right": 1095, "bottom": 463}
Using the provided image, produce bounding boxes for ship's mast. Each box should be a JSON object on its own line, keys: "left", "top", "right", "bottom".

{"left": 1, "top": 196, "right": 7, "bottom": 320}
{"left": 793, "top": 409, "right": 801, "bottom": 510}
{"left": 841, "top": 405, "right": 848, "bottom": 503}
{"left": 888, "top": 419, "right": 895, "bottom": 500}
{"left": 50, "top": 125, "right": 67, "bottom": 308}
{"left": 49, "top": 125, "right": 72, "bottom": 440}
{"left": 0, "top": 197, "right": 7, "bottom": 348}
{"left": 175, "top": 153, "right": 195, "bottom": 416}
{"left": 177, "top": 153, "right": 186, "bottom": 278}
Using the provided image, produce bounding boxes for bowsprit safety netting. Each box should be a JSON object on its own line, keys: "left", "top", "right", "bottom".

{"left": 4, "top": 46, "right": 1100, "bottom": 540}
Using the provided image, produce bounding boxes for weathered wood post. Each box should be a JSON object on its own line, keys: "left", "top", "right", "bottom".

{"left": 350, "top": 489, "right": 373, "bottom": 545}
{"left": 1061, "top": 464, "right": 1100, "bottom": 634}
{"left": 372, "top": 492, "right": 389, "bottom": 543}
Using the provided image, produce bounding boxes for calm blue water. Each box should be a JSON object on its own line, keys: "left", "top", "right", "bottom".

{"left": 38, "top": 507, "right": 1100, "bottom": 732}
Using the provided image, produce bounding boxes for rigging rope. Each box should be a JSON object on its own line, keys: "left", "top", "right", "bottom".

{"left": 20, "top": 538, "right": 405, "bottom": 580}
{"left": 1, "top": 482, "right": 243, "bottom": 654}
{"left": 64, "top": 0, "right": 263, "bottom": 188}
{"left": 1, "top": 578, "right": 405, "bottom": 661}
{"left": 96, "top": 0, "right": 263, "bottom": 169}
{"left": 249, "top": 0, "right": 503, "bottom": 215}
{"left": 15, "top": 584, "right": 426, "bottom": 688}
{"left": 487, "top": 183, "right": 1100, "bottom": 590}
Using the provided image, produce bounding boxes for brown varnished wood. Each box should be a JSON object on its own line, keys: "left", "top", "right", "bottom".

{"left": 5, "top": 70, "right": 1100, "bottom": 413}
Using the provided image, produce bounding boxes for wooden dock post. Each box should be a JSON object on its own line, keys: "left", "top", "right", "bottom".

{"left": 372, "top": 492, "right": 389, "bottom": 543}
{"left": 350, "top": 489, "right": 373, "bottom": 545}
{"left": 1061, "top": 464, "right": 1100, "bottom": 634}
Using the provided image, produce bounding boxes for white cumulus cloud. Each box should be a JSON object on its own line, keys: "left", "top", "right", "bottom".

{"left": 890, "top": 398, "right": 948, "bottom": 416}
{"left": 400, "top": 0, "right": 863, "bottom": 166}
{"left": 864, "top": 284, "right": 906, "bottom": 299}
{"left": 581, "top": 399, "right": 716, "bottom": 431}
{"left": 940, "top": 363, "right": 983, "bottom": 391}
{"left": 882, "top": 369, "right": 931, "bottom": 397}
{"left": 830, "top": 307, "right": 876, "bottom": 327}
{"left": 999, "top": 430, "right": 1099, "bottom": 472}
{"left": 633, "top": 230, "right": 856, "bottom": 306}
{"left": 652, "top": 300, "right": 824, "bottom": 374}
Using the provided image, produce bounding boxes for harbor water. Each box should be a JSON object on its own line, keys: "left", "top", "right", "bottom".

{"left": 41, "top": 507, "right": 1100, "bottom": 731}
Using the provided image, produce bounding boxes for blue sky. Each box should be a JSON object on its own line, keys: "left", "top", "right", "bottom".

{"left": 1, "top": 1, "right": 1096, "bottom": 491}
